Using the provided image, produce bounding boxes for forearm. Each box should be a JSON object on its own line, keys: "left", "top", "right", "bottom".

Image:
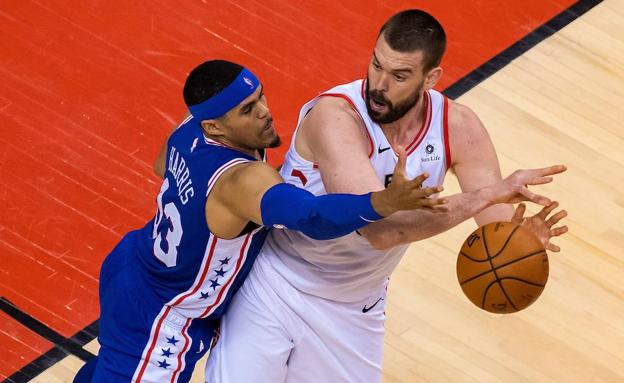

{"left": 261, "top": 183, "right": 382, "bottom": 240}
{"left": 361, "top": 187, "right": 495, "bottom": 249}
{"left": 473, "top": 203, "right": 514, "bottom": 227}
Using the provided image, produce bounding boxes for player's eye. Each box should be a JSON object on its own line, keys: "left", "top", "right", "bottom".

{"left": 393, "top": 74, "right": 405, "bottom": 81}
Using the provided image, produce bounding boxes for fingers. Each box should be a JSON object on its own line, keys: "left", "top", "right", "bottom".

{"left": 535, "top": 164, "right": 567, "bottom": 177}
{"left": 537, "top": 201, "right": 559, "bottom": 220}
{"left": 547, "top": 243, "right": 561, "bottom": 252}
{"left": 511, "top": 165, "right": 566, "bottom": 185}
{"left": 546, "top": 225, "right": 567, "bottom": 252}
{"left": 404, "top": 185, "right": 447, "bottom": 210}
{"left": 392, "top": 145, "right": 407, "bottom": 180}
{"left": 418, "top": 197, "right": 448, "bottom": 208}
{"left": 550, "top": 225, "right": 568, "bottom": 236}
{"left": 528, "top": 176, "right": 554, "bottom": 185}
{"left": 518, "top": 187, "right": 552, "bottom": 206}
{"left": 511, "top": 203, "right": 526, "bottom": 223}
{"left": 420, "top": 185, "right": 442, "bottom": 195}
{"left": 545, "top": 209, "right": 568, "bottom": 228}
{"left": 408, "top": 173, "right": 430, "bottom": 189}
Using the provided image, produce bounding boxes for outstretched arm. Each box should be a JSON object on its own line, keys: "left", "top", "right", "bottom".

{"left": 358, "top": 165, "right": 564, "bottom": 249}
{"left": 448, "top": 101, "right": 513, "bottom": 225}
{"left": 298, "top": 97, "right": 565, "bottom": 250}
{"left": 448, "top": 100, "right": 567, "bottom": 251}
{"left": 206, "top": 151, "right": 443, "bottom": 240}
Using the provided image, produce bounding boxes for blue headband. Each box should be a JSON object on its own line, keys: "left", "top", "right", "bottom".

{"left": 188, "top": 67, "right": 260, "bottom": 121}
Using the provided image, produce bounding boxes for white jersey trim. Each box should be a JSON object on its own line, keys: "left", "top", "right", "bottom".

{"left": 205, "top": 158, "right": 250, "bottom": 197}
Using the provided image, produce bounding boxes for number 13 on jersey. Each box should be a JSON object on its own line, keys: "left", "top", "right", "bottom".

{"left": 152, "top": 179, "right": 183, "bottom": 267}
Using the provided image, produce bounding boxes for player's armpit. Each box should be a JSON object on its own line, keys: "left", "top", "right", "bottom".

{"left": 206, "top": 162, "right": 284, "bottom": 234}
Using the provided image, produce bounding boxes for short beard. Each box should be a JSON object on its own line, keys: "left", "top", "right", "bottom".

{"left": 267, "top": 135, "right": 281, "bottom": 148}
{"left": 365, "top": 80, "right": 422, "bottom": 124}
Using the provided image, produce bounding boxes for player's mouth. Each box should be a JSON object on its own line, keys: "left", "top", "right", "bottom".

{"left": 369, "top": 97, "right": 388, "bottom": 113}
{"left": 262, "top": 119, "right": 275, "bottom": 134}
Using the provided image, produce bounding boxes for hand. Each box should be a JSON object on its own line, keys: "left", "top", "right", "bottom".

{"left": 491, "top": 165, "right": 567, "bottom": 206}
{"left": 371, "top": 146, "right": 447, "bottom": 217}
{"left": 511, "top": 202, "right": 569, "bottom": 252}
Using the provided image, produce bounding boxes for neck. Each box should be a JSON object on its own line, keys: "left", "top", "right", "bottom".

{"left": 204, "top": 134, "right": 259, "bottom": 159}
{"left": 380, "top": 91, "right": 427, "bottom": 148}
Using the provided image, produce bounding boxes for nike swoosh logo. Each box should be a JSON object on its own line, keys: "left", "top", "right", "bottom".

{"left": 362, "top": 297, "right": 384, "bottom": 313}
{"left": 378, "top": 146, "right": 391, "bottom": 154}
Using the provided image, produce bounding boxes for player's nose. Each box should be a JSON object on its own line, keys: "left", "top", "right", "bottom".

{"left": 373, "top": 72, "right": 389, "bottom": 92}
{"left": 257, "top": 101, "right": 270, "bottom": 119}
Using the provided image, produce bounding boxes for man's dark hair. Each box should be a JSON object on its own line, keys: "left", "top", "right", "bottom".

{"left": 378, "top": 10, "right": 446, "bottom": 72}
{"left": 183, "top": 60, "right": 243, "bottom": 106}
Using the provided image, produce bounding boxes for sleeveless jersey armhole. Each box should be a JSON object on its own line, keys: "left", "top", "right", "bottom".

{"left": 442, "top": 96, "right": 452, "bottom": 170}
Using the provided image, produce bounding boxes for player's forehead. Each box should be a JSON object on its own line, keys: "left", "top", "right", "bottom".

{"left": 372, "top": 35, "right": 425, "bottom": 71}
{"left": 227, "top": 85, "right": 264, "bottom": 116}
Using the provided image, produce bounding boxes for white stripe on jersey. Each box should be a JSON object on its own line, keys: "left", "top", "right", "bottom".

{"left": 133, "top": 226, "right": 262, "bottom": 382}
{"left": 131, "top": 306, "right": 191, "bottom": 383}
{"left": 206, "top": 158, "right": 250, "bottom": 196}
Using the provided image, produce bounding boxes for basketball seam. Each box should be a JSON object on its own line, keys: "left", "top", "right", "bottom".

{"left": 459, "top": 249, "right": 547, "bottom": 285}
{"left": 496, "top": 276, "right": 546, "bottom": 288}
{"left": 482, "top": 225, "right": 518, "bottom": 311}
{"left": 459, "top": 250, "right": 490, "bottom": 263}
{"left": 489, "top": 225, "right": 522, "bottom": 260}
{"left": 460, "top": 225, "right": 524, "bottom": 263}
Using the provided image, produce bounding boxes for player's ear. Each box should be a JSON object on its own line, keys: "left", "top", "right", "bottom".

{"left": 424, "top": 66, "right": 442, "bottom": 90}
{"left": 201, "top": 119, "right": 225, "bottom": 137}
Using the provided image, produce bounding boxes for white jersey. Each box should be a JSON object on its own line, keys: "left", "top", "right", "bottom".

{"left": 262, "top": 79, "right": 451, "bottom": 302}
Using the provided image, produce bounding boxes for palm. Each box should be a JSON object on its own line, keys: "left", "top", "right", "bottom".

{"left": 511, "top": 202, "right": 568, "bottom": 252}
{"left": 494, "top": 165, "right": 567, "bottom": 207}
{"left": 520, "top": 215, "right": 552, "bottom": 249}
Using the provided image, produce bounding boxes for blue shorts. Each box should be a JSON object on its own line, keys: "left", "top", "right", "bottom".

{"left": 88, "top": 232, "right": 216, "bottom": 383}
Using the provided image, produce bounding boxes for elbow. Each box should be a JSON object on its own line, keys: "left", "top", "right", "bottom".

{"left": 153, "top": 160, "right": 165, "bottom": 178}
{"left": 363, "top": 232, "right": 394, "bottom": 251}
{"left": 300, "top": 222, "right": 346, "bottom": 241}
{"left": 361, "top": 225, "right": 410, "bottom": 250}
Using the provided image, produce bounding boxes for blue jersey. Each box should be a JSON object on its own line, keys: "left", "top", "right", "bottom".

{"left": 91, "top": 116, "right": 269, "bottom": 382}
{"left": 135, "top": 115, "right": 269, "bottom": 319}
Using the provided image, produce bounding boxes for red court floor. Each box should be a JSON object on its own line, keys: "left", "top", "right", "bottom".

{"left": 0, "top": 0, "right": 577, "bottom": 379}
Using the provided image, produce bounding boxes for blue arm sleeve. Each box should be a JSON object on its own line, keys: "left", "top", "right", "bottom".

{"left": 260, "top": 183, "right": 383, "bottom": 240}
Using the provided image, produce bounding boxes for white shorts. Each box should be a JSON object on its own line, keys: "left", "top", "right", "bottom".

{"left": 205, "top": 252, "right": 388, "bottom": 383}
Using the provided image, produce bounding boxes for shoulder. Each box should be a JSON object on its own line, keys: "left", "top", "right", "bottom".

{"left": 291, "top": 90, "right": 373, "bottom": 164}
{"left": 305, "top": 96, "right": 363, "bottom": 126}
{"left": 446, "top": 99, "right": 496, "bottom": 165}
{"left": 447, "top": 99, "right": 491, "bottom": 140}
{"left": 447, "top": 99, "right": 482, "bottom": 129}
{"left": 299, "top": 95, "right": 369, "bottom": 150}
{"left": 220, "top": 161, "right": 281, "bottom": 194}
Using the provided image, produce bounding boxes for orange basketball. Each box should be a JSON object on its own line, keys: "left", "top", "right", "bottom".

{"left": 456, "top": 222, "right": 548, "bottom": 314}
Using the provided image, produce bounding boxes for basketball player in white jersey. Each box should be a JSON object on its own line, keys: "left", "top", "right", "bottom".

{"left": 75, "top": 59, "right": 453, "bottom": 383}
{"left": 205, "top": 10, "right": 568, "bottom": 383}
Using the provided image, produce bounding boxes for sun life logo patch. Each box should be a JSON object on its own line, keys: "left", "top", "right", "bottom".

{"left": 422, "top": 141, "right": 441, "bottom": 163}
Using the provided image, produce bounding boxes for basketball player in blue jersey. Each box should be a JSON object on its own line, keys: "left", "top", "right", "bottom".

{"left": 72, "top": 59, "right": 449, "bottom": 383}
{"left": 206, "top": 10, "right": 569, "bottom": 383}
